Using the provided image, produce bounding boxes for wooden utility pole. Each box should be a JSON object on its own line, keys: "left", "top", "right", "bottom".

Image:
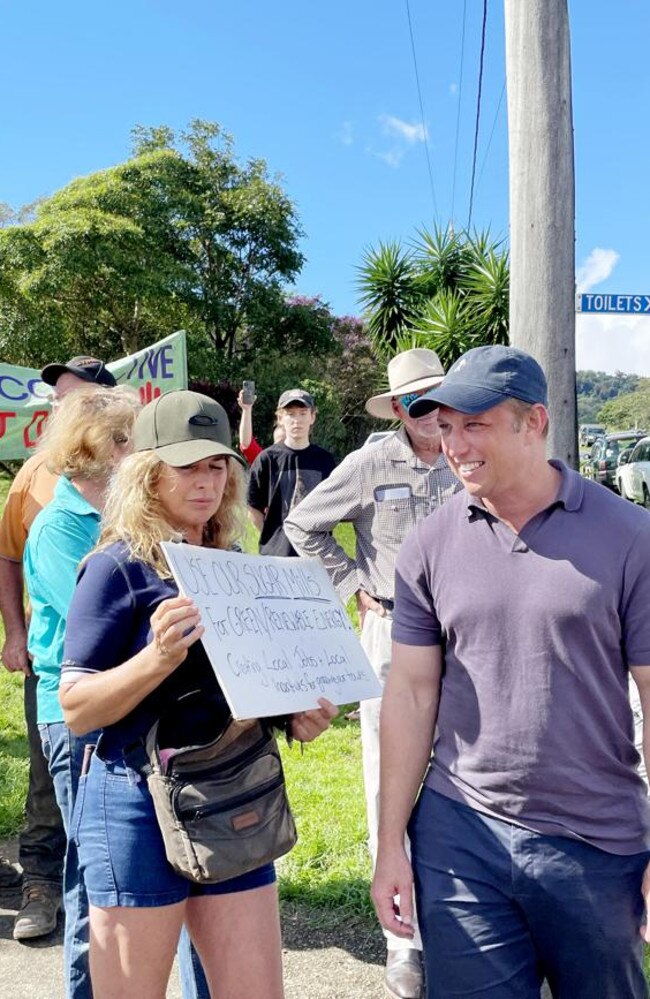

{"left": 504, "top": 0, "right": 577, "bottom": 467}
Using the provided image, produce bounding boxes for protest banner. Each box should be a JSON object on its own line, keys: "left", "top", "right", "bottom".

{"left": 0, "top": 329, "right": 187, "bottom": 460}
{"left": 161, "top": 542, "right": 382, "bottom": 719}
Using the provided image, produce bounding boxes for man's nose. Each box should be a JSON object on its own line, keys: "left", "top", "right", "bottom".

{"left": 443, "top": 429, "right": 467, "bottom": 458}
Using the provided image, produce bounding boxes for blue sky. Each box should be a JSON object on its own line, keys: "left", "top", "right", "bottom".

{"left": 2, "top": 1, "right": 649, "bottom": 374}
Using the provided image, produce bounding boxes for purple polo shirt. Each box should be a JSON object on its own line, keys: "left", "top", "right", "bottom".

{"left": 393, "top": 461, "right": 650, "bottom": 855}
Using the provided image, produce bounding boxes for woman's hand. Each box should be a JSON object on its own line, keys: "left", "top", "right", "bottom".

{"left": 290, "top": 698, "right": 338, "bottom": 743}
{"left": 150, "top": 596, "right": 204, "bottom": 672}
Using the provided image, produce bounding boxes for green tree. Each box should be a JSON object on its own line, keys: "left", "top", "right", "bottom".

{"left": 0, "top": 120, "right": 304, "bottom": 366}
{"left": 357, "top": 225, "right": 509, "bottom": 367}
{"left": 576, "top": 370, "right": 640, "bottom": 422}
{"left": 596, "top": 380, "right": 650, "bottom": 431}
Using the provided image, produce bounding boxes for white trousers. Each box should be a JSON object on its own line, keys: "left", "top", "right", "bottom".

{"left": 360, "top": 610, "right": 422, "bottom": 952}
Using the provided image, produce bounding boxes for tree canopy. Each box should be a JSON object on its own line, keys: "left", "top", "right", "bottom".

{"left": 595, "top": 379, "right": 650, "bottom": 431}
{"left": 576, "top": 369, "right": 640, "bottom": 423}
{"left": 0, "top": 120, "right": 304, "bottom": 367}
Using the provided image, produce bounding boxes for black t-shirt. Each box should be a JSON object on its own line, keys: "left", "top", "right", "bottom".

{"left": 247, "top": 442, "right": 337, "bottom": 556}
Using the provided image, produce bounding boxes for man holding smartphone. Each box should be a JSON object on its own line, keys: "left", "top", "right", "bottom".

{"left": 284, "top": 350, "right": 459, "bottom": 999}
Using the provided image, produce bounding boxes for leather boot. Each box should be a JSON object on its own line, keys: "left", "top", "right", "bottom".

{"left": 384, "top": 949, "right": 423, "bottom": 999}
{"left": 13, "top": 881, "right": 61, "bottom": 940}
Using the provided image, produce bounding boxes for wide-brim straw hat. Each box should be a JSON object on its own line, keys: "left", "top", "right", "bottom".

{"left": 365, "top": 348, "right": 445, "bottom": 420}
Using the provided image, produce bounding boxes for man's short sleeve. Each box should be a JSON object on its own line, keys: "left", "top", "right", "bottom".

{"left": 324, "top": 449, "right": 337, "bottom": 476}
{"left": 0, "top": 454, "right": 58, "bottom": 561}
{"left": 0, "top": 460, "right": 37, "bottom": 561}
{"left": 247, "top": 452, "right": 269, "bottom": 511}
{"left": 621, "top": 518, "right": 650, "bottom": 666}
{"left": 392, "top": 523, "right": 442, "bottom": 647}
{"left": 62, "top": 551, "right": 135, "bottom": 681}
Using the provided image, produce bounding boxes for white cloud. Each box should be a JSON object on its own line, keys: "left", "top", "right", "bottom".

{"left": 576, "top": 247, "right": 620, "bottom": 292}
{"left": 370, "top": 114, "right": 427, "bottom": 169}
{"left": 374, "top": 148, "right": 405, "bottom": 168}
{"left": 337, "top": 121, "right": 354, "bottom": 146}
{"left": 576, "top": 313, "right": 650, "bottom": 375}
{"left": 379, "top": 114, "right": 427, "bottom": 144}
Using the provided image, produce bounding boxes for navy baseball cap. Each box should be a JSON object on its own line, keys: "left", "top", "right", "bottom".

{"left": 408, "top": 345, "right": 548, "bottom": 417}
{"left": 41, "top": 355, "right": 117, "bottom": 388}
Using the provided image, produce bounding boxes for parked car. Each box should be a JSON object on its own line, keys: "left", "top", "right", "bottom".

{"left": 584, "top": 431, "right": 647, "bottom": 490}
{"left": 615, "top": 437, "right": 650, "bottom": 506}
{"left": 579, "top": 423, "right": 606, "bottom": 446}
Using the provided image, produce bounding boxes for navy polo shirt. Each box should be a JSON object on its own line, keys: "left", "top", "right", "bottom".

{"left": 62, "top": 542, "right": 230, "bottom": 756}
{"left": 393, "top": 461, "right": 650, "bottom": 855}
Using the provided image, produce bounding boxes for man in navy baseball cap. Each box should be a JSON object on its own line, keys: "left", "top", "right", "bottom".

{"left": 408, "top": 344, "right": 547, "bottom": 418}
{"left": 374, "top": 339, "right": 650, "bottom": 998}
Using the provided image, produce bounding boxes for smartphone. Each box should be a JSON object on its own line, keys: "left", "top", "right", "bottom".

{"left": 242, "top": 380, "right": 255, "bottom": 405}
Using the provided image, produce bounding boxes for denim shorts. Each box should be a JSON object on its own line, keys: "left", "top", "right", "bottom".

{"left": 72, "top": 752, "right": 276, "bottom": 907}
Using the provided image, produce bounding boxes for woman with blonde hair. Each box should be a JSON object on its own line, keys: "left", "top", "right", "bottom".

{"left": 59, "top": 390, "right": 336, "bottom": 999}
{"left": 23, "top": 385, "right": 140, "bottom": 999}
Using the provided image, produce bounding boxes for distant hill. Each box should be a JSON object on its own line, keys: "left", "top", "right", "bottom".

{"left": 576, "top": 370, "right": 640, "bottom": 423}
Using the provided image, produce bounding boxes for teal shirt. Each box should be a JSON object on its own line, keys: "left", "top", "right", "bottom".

{"left": 24, "top": 476, "right": 100, "bottom": 723}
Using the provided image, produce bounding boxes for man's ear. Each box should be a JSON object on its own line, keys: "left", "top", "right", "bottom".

{"left": 390, "top": 398, "right": 401, "bottom": 419}
{"left": 528, "top": 403, "right": 549, "bottom": 435}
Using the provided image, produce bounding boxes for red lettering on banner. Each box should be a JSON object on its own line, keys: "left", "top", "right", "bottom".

{"left": 0, "top": 412, "right": 17, "bottom": 439}
{"left": 139, "top": 382, "right": 162, "bottom": 405}
{"left": 23, "top": 410, "right": 50, "bottom": 448}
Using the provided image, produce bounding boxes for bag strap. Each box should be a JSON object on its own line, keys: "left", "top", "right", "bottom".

{"left": 122, "top": 739, "right": 152, "bottom": 777}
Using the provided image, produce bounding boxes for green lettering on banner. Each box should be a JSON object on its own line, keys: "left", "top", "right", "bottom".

{"left": 0, "top": 330, "right": 188, "bottom": 460}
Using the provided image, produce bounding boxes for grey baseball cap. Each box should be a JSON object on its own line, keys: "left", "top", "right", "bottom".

{"left": 134, "top": 390, "right": 246, "bottom": 467}
{"left": 409, "top": 345, "right": 548, "bottom": 417}
{"left": 277, "top": 388, "right": 314, "bottom": 409}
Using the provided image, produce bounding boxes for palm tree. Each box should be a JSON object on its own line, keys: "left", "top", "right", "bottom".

{"left": 356, "top": 241, "right": 420, "bottom": 358}
{"left": 357, "top": 225, "right": 509, "bottom": 366}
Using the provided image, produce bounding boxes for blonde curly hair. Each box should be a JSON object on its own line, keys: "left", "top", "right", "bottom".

{"left": 95, "top": 450, "right": 246, "bottom": 578}
{"left": 42, "top": 386, "right": 141, "bottom": 480}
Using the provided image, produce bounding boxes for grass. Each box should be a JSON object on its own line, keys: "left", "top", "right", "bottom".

{"left": 279, "top": 713, "right": 371, "bottom": 916}
{"left": 0, "top": 668, "right": 29, "bottom": 839}
{"left": 0, "top": 485, "right": 373, "bottom": 924}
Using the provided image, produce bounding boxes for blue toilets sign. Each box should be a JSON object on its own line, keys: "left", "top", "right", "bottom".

{"left": 577, "top": 293, "right": 650, "bottom": 315}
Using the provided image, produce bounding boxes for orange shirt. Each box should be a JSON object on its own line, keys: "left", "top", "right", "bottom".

{"left": 0, "top": 452, "right": 58, "bottom": 562}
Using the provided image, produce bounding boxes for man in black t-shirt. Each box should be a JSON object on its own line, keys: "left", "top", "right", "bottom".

{"left": 247, "top": 389, "right": 336, "bottom": 556}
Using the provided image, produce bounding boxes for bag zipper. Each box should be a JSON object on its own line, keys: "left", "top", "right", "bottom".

{"left": 166, "top": 733, "right": 271, "bottom": 780}
{"left": 175, "top": 773, "right": 285, "bottom": 821}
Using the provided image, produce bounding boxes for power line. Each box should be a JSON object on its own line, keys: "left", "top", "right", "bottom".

{"left": 451, "top": 0, "right": 468, "bottom": 225}
{"left": 467, "top": 0, "right": 488, "bottom": 231}
{"left": 405, "top": 0, "right": 438, "bottom": 219}
{"left": 475, "top": 79, "right": 506, "bottom": 193}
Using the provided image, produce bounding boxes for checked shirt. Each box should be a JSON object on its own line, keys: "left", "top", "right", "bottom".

{"left": 283, "top": 426, "right": 459, "bottom": 604}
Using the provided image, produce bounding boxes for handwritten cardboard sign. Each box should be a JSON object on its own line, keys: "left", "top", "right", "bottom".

{"left": 161, "top": 542, "right": 381, "bottom": 719}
